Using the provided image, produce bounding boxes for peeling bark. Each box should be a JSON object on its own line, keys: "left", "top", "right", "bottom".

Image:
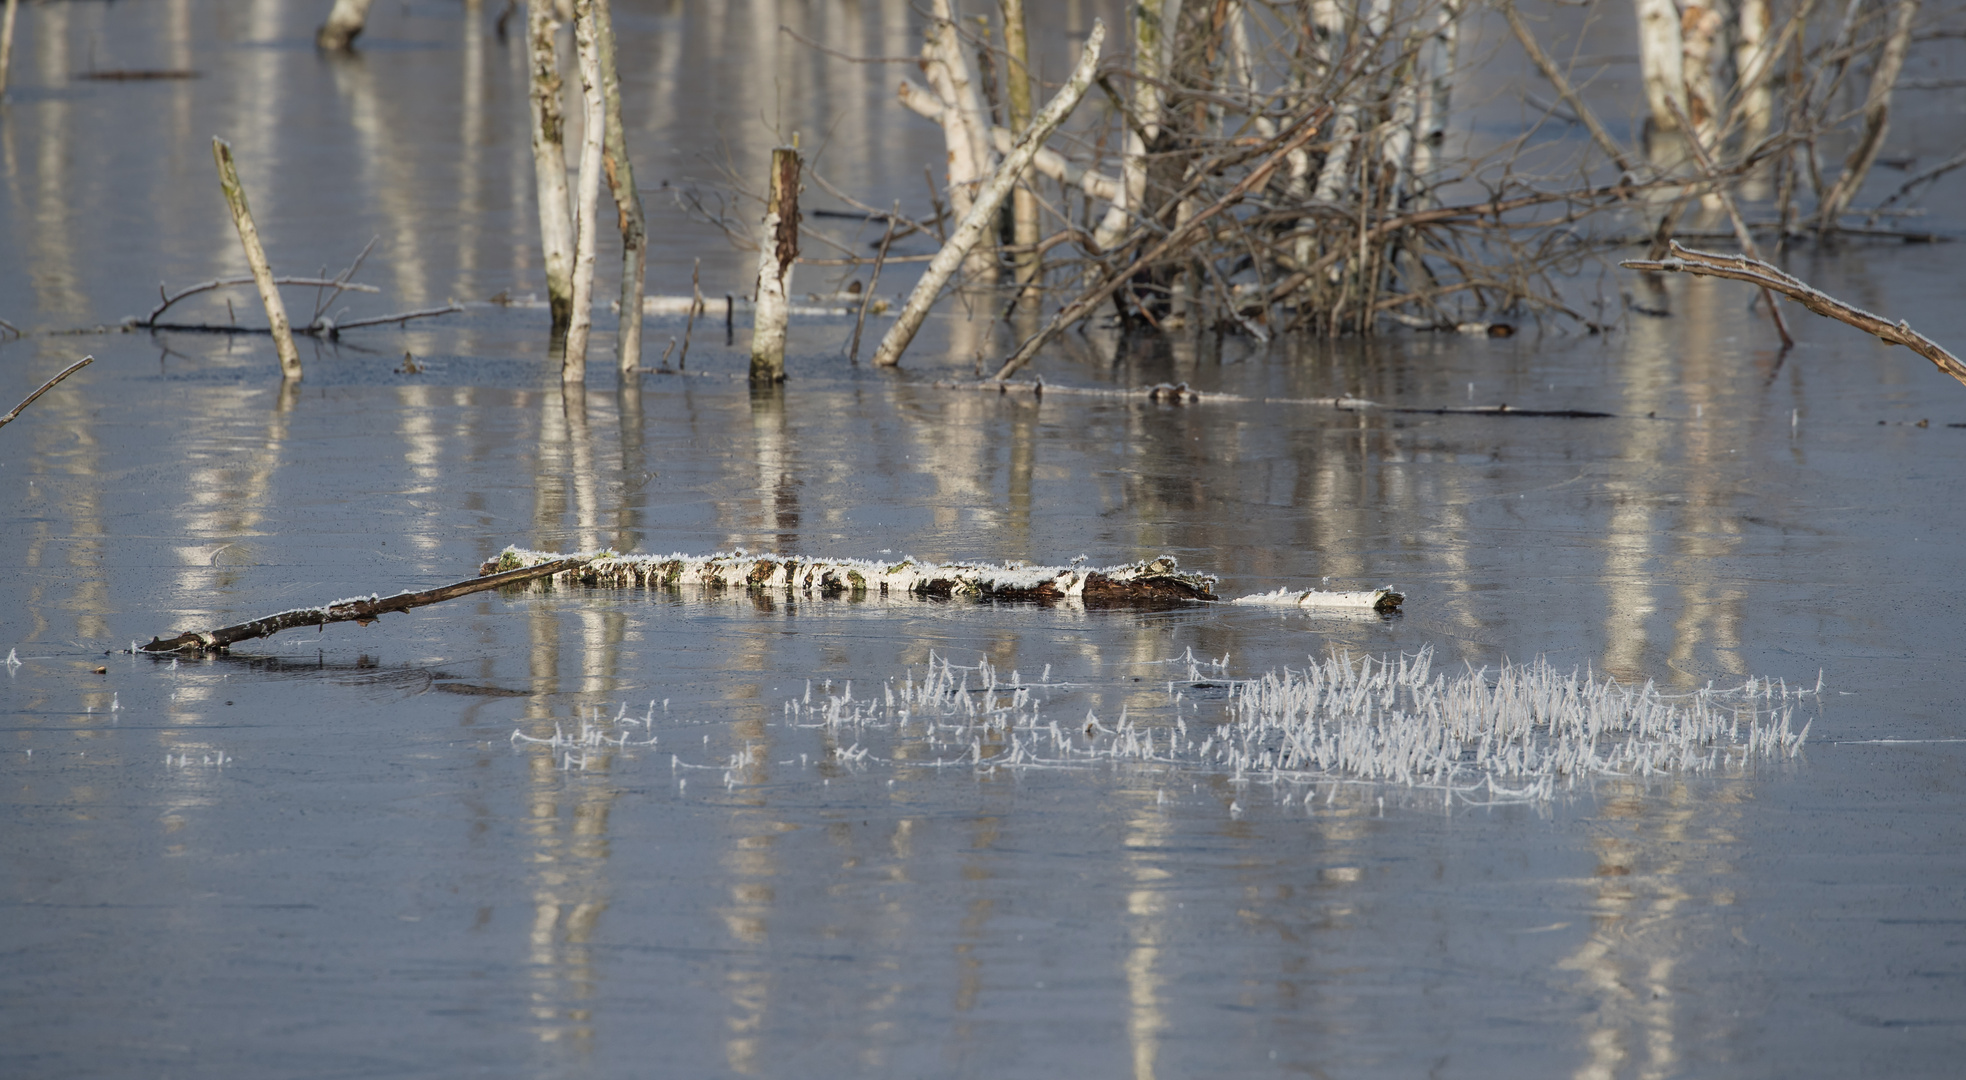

{"left": 750, "top": 147, "right": 801, "bottom": 384}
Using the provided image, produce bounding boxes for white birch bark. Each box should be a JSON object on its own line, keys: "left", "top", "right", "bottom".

{"left": 316, "top": 0, "right": 377, "bottom": 50}
{"left": 1679, "top": 2, "right": 1724, "bottom": 149}
{"left": 1093, "top": 0, "right": 1180, "bottom": 250}
{"left": 899, "top": 81, "right": 1123, "bottom": 202}
{"left": 874, "top": 20, "right": 1105, "bottom": 368}
{"left": 750, "top": 147, "right": 800, "bottom": 383}
{"left": 1816, "top": 0, "right": 1919, "bottom": 229}
{"left": 1635, "top": 0, "right": 1687, "bottom": 155}
{"left": 1001, "top": 0, "right": 1039, "bottom": 303}
{"left": 920, "top": 0, "right": 998, "bottom": 282}
{"left": 1410, "top": 0, "right": 1461, "bottom": 192}
{"left": 526, "top": 0, "right": 576, "bottom": 330}
{"left": 593, "top": 0, "right": 645, "bottom": 376}
{"left": 561, "top": 0, "right": 606, "bottom": 383}
{"left": 1731, "top": 0, "right": 1775, "bottom": 145}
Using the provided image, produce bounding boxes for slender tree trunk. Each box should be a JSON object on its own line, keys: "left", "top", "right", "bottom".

{"left": 561, "top": 0, "right": 606, "bottom": 383}
{"left": 1000, "top": 0, "right": 1040, "bottom": 306}
{"left": 1816, "top": 0, "right": 1918, "bottom": 231}
{"left": 922, "top": 0, "right": 999, "bottom": 282}
{"left": 1680, "top": 2, "right": 1724, "bottom": 151}
{"left": 526, "top": 0, "right": 576, "bottom": 331}
{"left": 875, "top": 21, "right": 1105, "bottom": 368}
{"left": 1635, "top": 0, "right": 1687, "bottom": 164}
{"left": 211, "top": 138, "right": 302, "bottom": 381}
{"left": 750, "top": 147, "right": 801, "bottom": 384}
{"left": 316, "top": 0, "right": 378, "bottom": 50}
{"left": 1094, "top": 0, "right": 1179, "bottom": 250}
{"left": 1732, "top": 0, "right": 1776, "bottom": 147}
{"left": 592, "top": 0, "right": 644, "bottom": 376}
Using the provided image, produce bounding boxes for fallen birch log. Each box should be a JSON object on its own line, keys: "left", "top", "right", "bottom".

{"left": 139, "top": 557, "right": 590, "bottom": 654}
{"left": 1228, "top": 587, "right": 1406, "bottom": 615}
{"left": 483, "top": 546, "right": 1405, "bottom": 613}
{"left": 1621, "top": 241, "right": 1966, "bottom": 389}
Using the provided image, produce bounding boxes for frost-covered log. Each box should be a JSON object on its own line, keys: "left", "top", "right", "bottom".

{"left": 139, "top": 557, "right": 591, "bottom": 654}
{"left": 482, "top": 544, "right": 1219, "bottom": 607}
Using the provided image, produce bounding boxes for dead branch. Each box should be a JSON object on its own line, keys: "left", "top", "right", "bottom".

{"left": 1622, "top": 241, "right": 1966, "bottom": 388}
{"left": 139, "top": 556, "right": 592, "bottom": 654}
{"left": 0, "top": 356, "right": 93, "bottom": 430}
{"left": 145, "top": 276, "right": 379, "bottom": 327}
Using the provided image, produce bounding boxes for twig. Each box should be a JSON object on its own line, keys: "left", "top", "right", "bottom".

{"left": 677, "top": 257, "right": 701, "bottom": 369}
{"left": 329, "top": 303, "right": 464, "bottom": 332}
{"left": 994, "top": 96, "right": 1326, "bottom": 380}
{"left": 0, "top": 356, "right": 93, "bottom": 430}
{"left": 849, "top": 203, "right": 898, "bottom": 364}
{"left": 146, "top": 275, "right": 378, "bottom": 328}
{"left": 139, "top": 556, "right": 593, "bottom": 654}
{"left": 1622, "top": 241, "right": 1966, "bottom": 388}
{"left": 312, "top": 235, "right": 379, "bottom": 323}
{"left": 1500, "top": 0, "right": 1636, "bottom": 176}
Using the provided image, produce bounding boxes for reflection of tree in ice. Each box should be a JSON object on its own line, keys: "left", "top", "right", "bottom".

{"left": 527, "top": 649, "right": 1814, "bottom": 807}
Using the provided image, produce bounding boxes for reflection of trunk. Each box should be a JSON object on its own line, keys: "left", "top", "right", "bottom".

{"left": 315, "top": 0, "right": 376, "bottom": 50}
{"left": 561, "top": 0, "right": 606, "bottom": 383}
{"left": 1815, "top": 0, "right": 1918, "bottom": 231}
{"left": 750, "top": 147, "right": 800, "bottom": 385}
{"left": 526, "top": 0, "right": 575, "bottom": 331}
{"left": 593, "top": 0, "right": 644, "bottom": 376}
{"left": 0, "top": 0, "right": 20, "bottom": 95}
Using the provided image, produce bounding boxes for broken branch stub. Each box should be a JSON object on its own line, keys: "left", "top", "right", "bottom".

{"left": 0, "top": 356, "right": 93, "bottom": 431}
{"left": 1621, "top": 242, "right": 1966, "bottom": 389}
{"left": 750, "top": 146, "right": 801, "bottom": 384}
{"left": 140, "top": 557, "right": 592, "bottom": 655}
{"left": 872, "top": 19, "right": 1105, "bottom": 369}
{"left": 211, "top": 138, "right": 302, "bottom": 381}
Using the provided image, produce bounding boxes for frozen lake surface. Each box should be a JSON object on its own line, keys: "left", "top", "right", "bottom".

{"left": 3, "top": 2, "right": 1965, "bottom": 1077}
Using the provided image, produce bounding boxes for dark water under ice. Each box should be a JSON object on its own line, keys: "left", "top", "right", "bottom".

{"left": 4, "top": 2, "right": 1965, "bottom": 1077}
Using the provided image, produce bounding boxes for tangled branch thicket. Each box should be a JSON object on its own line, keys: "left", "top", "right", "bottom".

{"left": 766, "top": 0, "right": 1958, "bottom": 363}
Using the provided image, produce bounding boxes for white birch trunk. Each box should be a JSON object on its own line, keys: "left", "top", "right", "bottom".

{"left": 593, "top": 0, "right": 645, "bottom": 376}
{"left": 874, "top": 20, "right": 1105, "bottom": 368}
{"left": 1001, "top": 0, "right": 1039, "bottom": 303}
{"left": 316, "top": 0, "right": 377, "bottom": 50}
{"left": 1679, "top": 3, "right": 1724, "bottom": 149}
{"left": 1410, "top": 0, "right": 1461, "bottom": 193}
{"left": 750, "top": 147, "right": 800, "bottom": 384}
{"left": 1816, "top": 0, "right": 1919, "bottom": 229}
{"left": 1635, "top": 0, "right": 1687, "bottom": 160}
{"left": 1731, "top": 0, "right": 1775, "bottom": 145}
{"left": 1093, "top": 0, "right": 1179, "bottom": 250}
{"left": 526, "top": 0, "right": 576, "bottom": 330}
{"left": 920, "top": 0, "right": 998, "bottom": 282}
{"left": 561, "top": 0, "right": 606, "bottom": 383}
